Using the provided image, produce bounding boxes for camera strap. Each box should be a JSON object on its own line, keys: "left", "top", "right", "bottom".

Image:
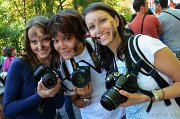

{"left": 70, "top": 58, "right": 78, "bottom": 70}
{"left": 70, "top": 40, "right": 102, "bottom": 73}
{"left": 125, "top": 34, "right": 180, "bottom": 111}
{"left": 83, "top": 41, "right": 102, "bottom": 73}
{"left": 61, "top": 40, "right": 102, "bottom": 81}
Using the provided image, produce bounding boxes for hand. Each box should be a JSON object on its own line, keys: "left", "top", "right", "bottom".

{"left": 37, "top": 77, "right": 61, "bottom": 98}
{"left": 118, "top": 90, "right": 151, "bottom": 107}
{"left": 74, "top": 82, "right": 93, "bottom": 99}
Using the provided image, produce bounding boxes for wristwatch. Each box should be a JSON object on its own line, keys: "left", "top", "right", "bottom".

{"left": 83, "top": 98, "right": 91, "bottom": 103}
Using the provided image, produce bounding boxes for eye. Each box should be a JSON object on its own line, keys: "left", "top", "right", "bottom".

{"left": 52, "top": 38, "right": 58, "bottom": 43}
{"left": 30, "top": 40, "right": 38, "bottom": 45}
{"left": 88, "top": 25, "right": 95, "bottom": 31}
{"left": 64, "top": 36, "right": 72, "bottom": 41}
{"left": 99, "top": 18, "right": 106, "bottom": 23}
{"left": 44, "top": 37, "right": 50, "bottom": 41}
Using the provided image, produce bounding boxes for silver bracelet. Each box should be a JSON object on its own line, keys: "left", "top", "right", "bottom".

{"left": 152, "top": 90, "right": 160, "bottom": 102}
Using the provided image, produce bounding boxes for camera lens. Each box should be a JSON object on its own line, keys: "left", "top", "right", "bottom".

{"left": 100, "top": 87, "right": 127, "bottom": 111}
{"left": 42, "top": 72, "right": 57, "bottom": 89}
{"left": 71, "top": 66, "right": 90, "bottom": 88}
{"left": 71, "top": 71, "right": 89, "bottom": 88}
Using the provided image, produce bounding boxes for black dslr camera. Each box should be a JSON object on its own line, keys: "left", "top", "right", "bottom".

{"left": 34, "top": 65, "right": 57, "bottom": 89}
{"left": 71, "top": 66, "right": 90, "bottom": 88}
{"left": 100, "top": 72, "right": 138, "bottom": 111}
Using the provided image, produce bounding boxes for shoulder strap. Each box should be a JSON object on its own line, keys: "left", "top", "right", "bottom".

{"left": 162, "top": 11, "right": 180, "bottom": 21}
{"left": 127, "top": 34, "right": 180, "bottom": 106}
{"left": 141, "top": 14, "right": 146, "bottom": 34}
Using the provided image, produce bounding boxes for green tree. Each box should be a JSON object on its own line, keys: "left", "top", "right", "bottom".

{"left": 0, "top": 0, "right": 132, "bottom": 55}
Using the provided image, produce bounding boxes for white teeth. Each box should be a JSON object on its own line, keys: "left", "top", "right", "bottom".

{"left": 100, "top": 33, "right": 108, "bottom": 39}
{"left": 62, "top": 51, "right": 70, "bottom": 55}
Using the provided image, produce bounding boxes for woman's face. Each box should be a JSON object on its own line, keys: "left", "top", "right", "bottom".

{"left": 85, "top": 10, "right": 119, "bottom": 46}
{"left": 52, "top": 32, "right": 83, "bottom": 60}
{"left": 28, "top": 26, "right": 52, "bottom": 61}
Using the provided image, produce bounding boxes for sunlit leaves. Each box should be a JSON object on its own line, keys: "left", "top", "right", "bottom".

{"left": 0, "top": 0, "right": 132, "bottom": 55}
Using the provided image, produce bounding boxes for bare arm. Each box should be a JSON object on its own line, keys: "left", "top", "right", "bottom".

{"left": 119, "top": 47, "right": 180, "bottom": 107}
{"left": 154, "top": 47, "right": 180, "bottom": 99}
{"left": 156, "top": 18, "right": 163, "bottom": 36}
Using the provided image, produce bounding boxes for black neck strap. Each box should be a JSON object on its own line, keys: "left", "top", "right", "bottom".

{"left": 70, "top": 58, "right": 78, "bottom": 71}
{"left": 69, "top": 41, "right": 102, "bottom": 73}
{"left": 141, "top": 14, "right": 146, "bottom": 34}
{"left": 85, "top": 41, "right": 102, "bottom": 73}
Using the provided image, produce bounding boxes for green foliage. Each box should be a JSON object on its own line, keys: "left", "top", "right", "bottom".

{"left": 0, "top": 0, "right": 132, "bottom": 53}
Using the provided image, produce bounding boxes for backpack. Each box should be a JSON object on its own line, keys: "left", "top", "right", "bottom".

{"left": 125, "top": 34, "right": 180, "bottom": 107}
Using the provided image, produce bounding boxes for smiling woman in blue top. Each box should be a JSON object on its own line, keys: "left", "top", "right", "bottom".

{"left": 3, "top": 16, "right": 64, "bottom": 119}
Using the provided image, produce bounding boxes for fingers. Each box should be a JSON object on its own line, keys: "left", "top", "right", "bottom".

{"left": 37, "top": 78, "right": 61, "bottom": 98}
{"left": 118, "top": 90, "right": 151, "bottom": 107}
{"left": 46, "top": 78, "right": 61, "bottom": 97}
{"left": 119, "top": 90, "right": 130, "bottom": 98}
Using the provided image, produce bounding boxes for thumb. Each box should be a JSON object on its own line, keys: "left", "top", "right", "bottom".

{"left": 119, "top": 90, "right": 128, "bottom": 97}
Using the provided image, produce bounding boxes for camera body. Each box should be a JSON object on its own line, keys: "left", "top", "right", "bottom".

{"left": 71, "top": 66, "right": 90, "bottom": 88}
{"left": 100, "top": 72, "right": 138, "bottom": 111}
{"left": 34, "top": 65, "right": 57, "bottom": 89}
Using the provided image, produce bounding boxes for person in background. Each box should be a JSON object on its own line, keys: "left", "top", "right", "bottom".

{"left": 129, "top": 0, "right": 163, "bottom": 39}
{"left": 131, "top": 8, "right": 154, "bottom": 21}
{"left": 19, "top": 48, "right": 27, "bottom": 57}
{"left": 2, "top": 46, "right": 15, "bottom": 72}
{"left": 9, "top": 46, "right": 16, "bottom": 57}
{"left": 0, "top": 46, "right": 8, "bottom": 62}
{"left": 119, "top": 14, "right": 134, "bottom": 36}
{"left": 154, "top": 0, "right": 180, "bottom": 58}
{"left": 3, "top": 16, "right": 64, "bottom": 119}
{"left": 48, "top": 9, "right": 125, "bottom": 119}
{"left": 0, "top": 47, "right": 6, "bottom": 62}
{"left": 0, "top": 54, "right": 4, "bottom": 63}
{"left": 83, "top": 2, "right": 180, "bottom": 119}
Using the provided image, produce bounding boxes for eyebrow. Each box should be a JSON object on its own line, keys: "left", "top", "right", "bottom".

{"left": 43, "top": 34, "right": 51, "bottom": 39}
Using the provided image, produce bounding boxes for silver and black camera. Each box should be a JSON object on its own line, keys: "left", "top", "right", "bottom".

{"left": 100, "top": 72, "right": 138, "bottom": 111}
{"left": 34, "top": 64, "right": 57, "bottom": 89}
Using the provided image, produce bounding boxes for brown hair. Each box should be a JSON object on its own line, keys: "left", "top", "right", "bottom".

{"left": 82, "top": 2, "right": 128, "bottom": 71}
{"left": 48, "top": 9, "right": 87, "bottom": 43}
{"left": 23, "top": 16, "right": 60, "bottom": 70}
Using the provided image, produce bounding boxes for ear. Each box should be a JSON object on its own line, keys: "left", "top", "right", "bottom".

{"left": 114, "top": 15, "right": 119, "bottom": 27}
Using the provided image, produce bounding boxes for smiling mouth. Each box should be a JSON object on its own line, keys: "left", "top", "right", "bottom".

{"left": 39, "top": 50, "right": 47, "bottom": 54}
{"left": 100, "top": 33, "right": 109, "bottom": 39}
{"left": 61, "top": 50, "right": 71, "bottom": 55}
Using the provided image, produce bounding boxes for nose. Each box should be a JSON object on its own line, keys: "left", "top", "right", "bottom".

{"left": 95, "top": 24, "right": 103, "bottom": 35}
{"left": 38, "top": 42, "right": 45, "bottom": 50}
{"left": 58, "top": 40, "right": 66, "bottom": 50}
